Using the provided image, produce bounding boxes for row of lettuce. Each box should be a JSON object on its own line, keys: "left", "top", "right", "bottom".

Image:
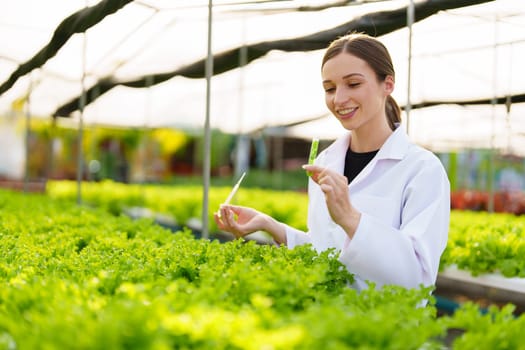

{"left": 48, "top": 180, "right": 525, "bottom": 278}
{"left": 1, "top": 188, "right": 524, "bottom": 349}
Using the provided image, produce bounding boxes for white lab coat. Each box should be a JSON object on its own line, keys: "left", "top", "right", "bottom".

{"left": 285, "top": 125, "right": 450, "bottom": 291}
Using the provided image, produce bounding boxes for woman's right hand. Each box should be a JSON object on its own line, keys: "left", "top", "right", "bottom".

{"left": 214, "top": 205, "right": 266, "bottom": 239}
{"left": 303, "top": 164, "right": 361, "bottom": 238}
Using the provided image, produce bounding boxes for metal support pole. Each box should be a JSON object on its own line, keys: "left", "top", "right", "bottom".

{"left": 23, "top": 75, "right": 32, "bottom": 193}
{"left": 406, "top": 0, "right": 414, "bottom": 135}
{"left": 488, "top": 15, "right": 500, "bottom": 213}
{"left": 202, "top": 0, "right": 214, "bottom": 239}
{"left": 77, "top": 29, "right": 87, "bottom": 205}
{"left": 235, "top": 44, "right": 249, "bottom": 179}
{"left": 235, "top": 17, "right": 249, "bottom": 179}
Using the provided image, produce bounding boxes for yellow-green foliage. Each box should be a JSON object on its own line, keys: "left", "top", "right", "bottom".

{"left": 2, "top": 189, "right": 525, "bottom": 349}
{"left": 0, "top": 189, "right": 451, "bottom": 349}
{"left": 47, "top": 180, "right": 309, "bottom": 233}
{"left": 442, "top": 210, "right": 525, "bottom": 277}
{"left": 46, "top": 180, "right": 525, "bottom": 278}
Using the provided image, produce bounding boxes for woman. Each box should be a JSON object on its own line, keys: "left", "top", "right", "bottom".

{"left": 215, "top": 33, "right": 450, "bottom": 291}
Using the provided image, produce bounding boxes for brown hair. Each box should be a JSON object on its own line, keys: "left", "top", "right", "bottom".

{"left": 322, "top": 33, "right": 401, "bottom": 130}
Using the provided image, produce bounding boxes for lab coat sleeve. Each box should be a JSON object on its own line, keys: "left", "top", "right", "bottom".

{"left": 285, "top": 225, "right": 312, "bottom": 248}
{"left": 339, "top": 158, "right": 450, "bottom": 289}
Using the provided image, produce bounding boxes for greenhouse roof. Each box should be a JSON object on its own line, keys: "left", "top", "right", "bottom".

{"left": 1, "top": 0, "right": 525, "bottom": 154}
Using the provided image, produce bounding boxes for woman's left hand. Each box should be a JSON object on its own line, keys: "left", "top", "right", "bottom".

{"left": 303, "top": 164, "right": 361, "bottom": 237}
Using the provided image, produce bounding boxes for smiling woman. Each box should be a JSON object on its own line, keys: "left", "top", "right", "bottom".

{"left": 215, "top": 33, "right": 451, "bottom": 293}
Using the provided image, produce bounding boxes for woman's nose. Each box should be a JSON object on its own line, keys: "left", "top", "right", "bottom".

{"left": 333, "top": 86, "right": 350, "bottom": 105}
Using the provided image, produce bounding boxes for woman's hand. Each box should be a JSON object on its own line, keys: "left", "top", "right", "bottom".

{"left": 214, "top": 205, "right": 266, "bottom": 239}
{"left": 303, "top": 164, "right": 361, "bottom": 238}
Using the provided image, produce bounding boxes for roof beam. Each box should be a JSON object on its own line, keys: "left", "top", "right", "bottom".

{"left": 0, "top": 0, "right": 133, "bottom": 96}
{"left": 52, "top": 0, "right": 494, "bottom": 118}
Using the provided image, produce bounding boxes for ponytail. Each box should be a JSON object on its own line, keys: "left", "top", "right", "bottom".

{"left": 386, "top": 95, "right": 401, "bottom": 130}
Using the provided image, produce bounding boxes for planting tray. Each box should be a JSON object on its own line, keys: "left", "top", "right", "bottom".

{"left": 436, "top": 266, "right": 525, "bottom": 314}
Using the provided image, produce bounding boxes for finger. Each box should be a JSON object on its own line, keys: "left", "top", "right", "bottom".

{"left": 318, "top": 167, "right": 343, "bottom": 186}
{"left": 219, "top": 207, "right": 232, "bottom": 227}
{"left": 214, "top": 212, "right": 227, "bottom": 230}
{"left": 318, "top": 174, "right": 346, "bottom": 197}
{"left": 213, "top": 212, "right": 220, "bottom": 224}
{"left": 302, "top": 164, "right": 326, "bottom": 175}
{"left": 219, "top": 203, "right": 230, "bottom": 214}
{"left": 226, "top": 207, "right": 240, "bottom": 230}
{"left": 221, "top": 206, "right": 232, "bottom": 226}
{"left": 319, "top": 170, "right": 348, "bottom": 192}
{"left": 318, "top": 171, "right": 335, "bottom": 187}
{"left": 304, "top": 164, "right": 331, "bottom": 183}
{"left": 319, "top": 183, "right": 335, "bottom": 197}
{"left": 228, "top": 205, "right": 245, "bottom": 216}
{"left": 218, "top": 206, "right": 226, "bottom": 219}
{"left": 220, "top": 204, "right": 244, "bottom": 221}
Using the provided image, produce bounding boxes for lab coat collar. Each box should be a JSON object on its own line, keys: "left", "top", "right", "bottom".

{"left": 321, "top": 123, "right": 410, "bottom": 175}
{"left": 321, "top": 133, "right": 351, "bottom": 174}
{"left": 376, "top": 123, "right": 410, "bottom": 161}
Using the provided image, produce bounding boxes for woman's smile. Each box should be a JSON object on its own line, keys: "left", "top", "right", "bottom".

{"left": 337, "top": 106, "right": 358, "bottom": 119}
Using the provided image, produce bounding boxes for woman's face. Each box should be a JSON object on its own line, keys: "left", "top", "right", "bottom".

{"left": 321, "top": 52, "right": 393, "bottom": 132}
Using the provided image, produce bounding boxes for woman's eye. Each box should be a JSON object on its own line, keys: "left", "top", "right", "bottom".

{"left": 324, "top": 87, "right": 335, "bottom": 93}
{"left": 348, "top": 82, "right": 360, "bottom": 88}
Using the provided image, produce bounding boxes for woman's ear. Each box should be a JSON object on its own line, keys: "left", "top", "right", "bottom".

{"left": 384, "top": 75, "right": 395, "bottom": 95}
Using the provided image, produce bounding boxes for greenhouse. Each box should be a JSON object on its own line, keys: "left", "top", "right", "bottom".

{"left": 1, "top": 0, "right": 525, "bottom": 349}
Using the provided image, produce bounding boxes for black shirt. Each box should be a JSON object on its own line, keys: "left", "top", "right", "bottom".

{"left": 344, "top": 147, "right": 379, "bottom": 184}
